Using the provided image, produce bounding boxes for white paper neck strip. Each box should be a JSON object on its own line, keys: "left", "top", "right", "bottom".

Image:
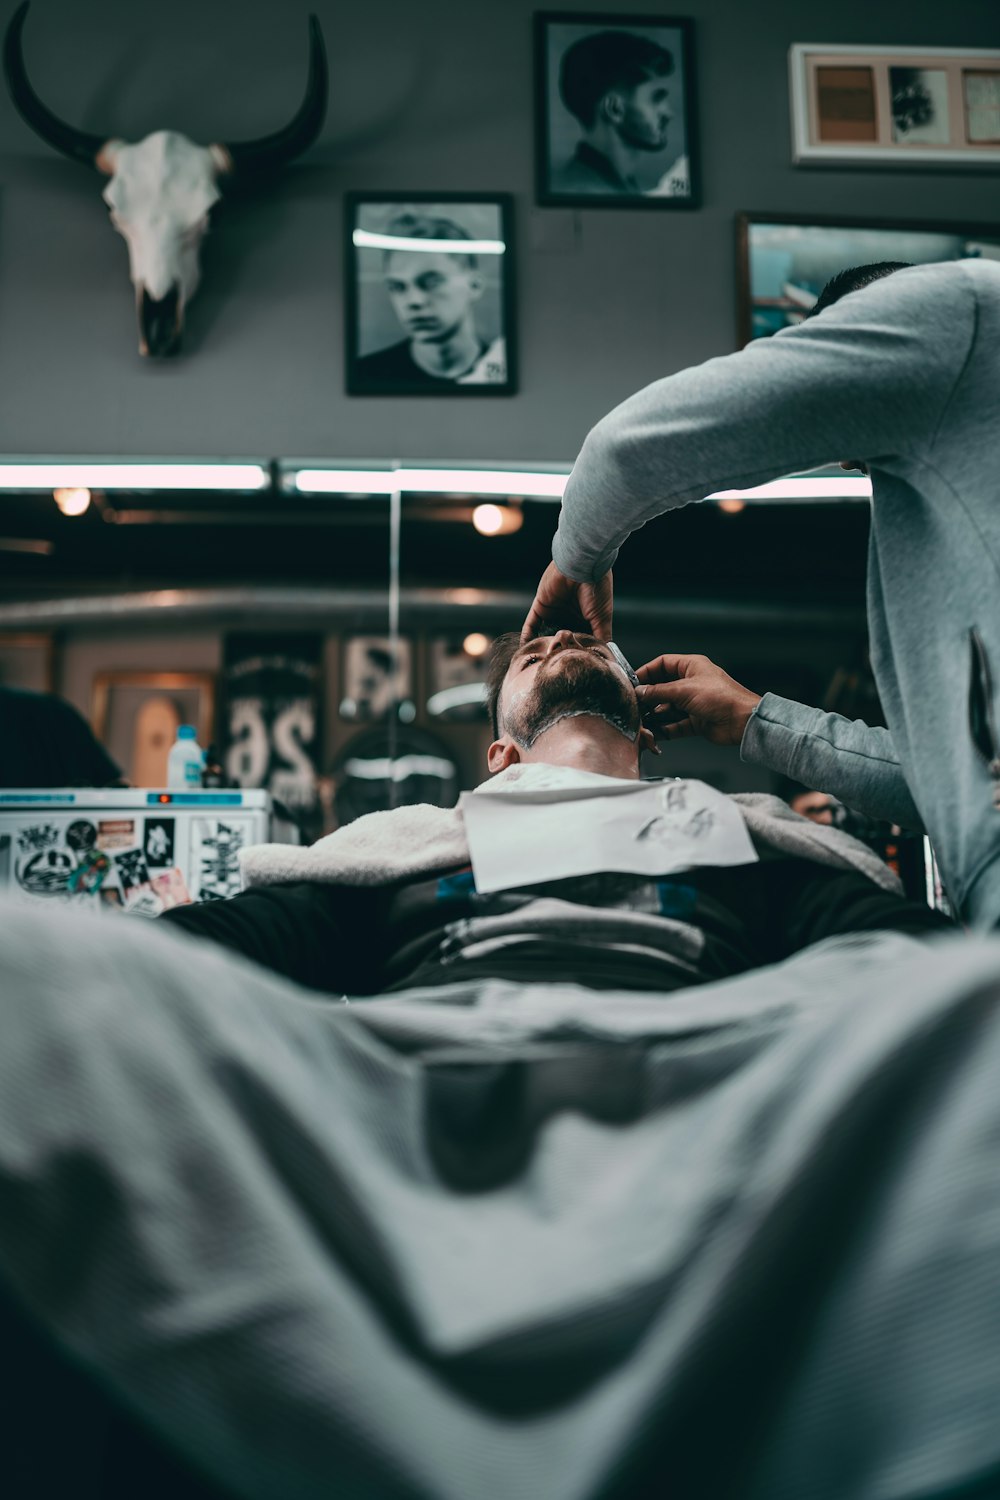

{"left": 461, "top": 768, "right": 758, "bottom": 893}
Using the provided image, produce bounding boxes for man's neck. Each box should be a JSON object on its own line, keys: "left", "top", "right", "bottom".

{"left": 409, "top": 322, "right": 481, "bottom": 378}
{"left": 582, "top": 124, "right": 640, "bottom": 190}
{"left": 521, "top": 715, "right": 640, "bottom": 780}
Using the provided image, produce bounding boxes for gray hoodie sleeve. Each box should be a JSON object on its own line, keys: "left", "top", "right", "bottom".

{"left": 551, "top": 261, "right": 975, "bottom": 581}
{"left": 740, "top": 693, "right": 925, "bottom": 832}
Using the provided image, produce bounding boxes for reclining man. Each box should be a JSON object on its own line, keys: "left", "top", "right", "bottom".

{"left": 162, "top": 629, "right": 948, "bottom": 986}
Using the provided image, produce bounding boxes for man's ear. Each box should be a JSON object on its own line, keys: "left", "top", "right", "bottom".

{"left": 602, "top": 90, "right": 626, "bottom": 125}
{"left": 488, "top": 737, "right": 522, "bottom": 774}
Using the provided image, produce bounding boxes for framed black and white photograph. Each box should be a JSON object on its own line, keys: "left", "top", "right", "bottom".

{"left": 339, "top": 636, "right": 414, "bottom": 722}
{"left": 736, "top": 212, "right": 1000, "bottom": 345}
{"left": 788, "top": 45, "right": 1000, "bottom": 167}
{"left": 535, "top": 12, "right": 698, "bottom": 207}
{"left": 345, "top": 194, "right": 516, "bottom": 396}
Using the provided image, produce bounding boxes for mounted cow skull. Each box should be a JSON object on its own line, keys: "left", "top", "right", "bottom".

{"left": 3, "top": 2, "right": 328, "bottom": 356}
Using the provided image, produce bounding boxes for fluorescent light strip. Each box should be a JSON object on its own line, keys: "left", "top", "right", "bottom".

{"left": 0, "top": 464, "right": 269, "bottom": 491}
{"left": 294, "top": 468, "right": 570, "bottom": 497}
{"left": 707, "top": 477, "right": 873, "bottom": 501}
{"left": 294, "top": 469, "right": 873, "bottom": 502}
{"left": 353, "top": 229, "right": 505, "bottom": 255}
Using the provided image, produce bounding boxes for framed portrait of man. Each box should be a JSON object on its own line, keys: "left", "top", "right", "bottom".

{"left": 535, "top": 12, "right": 699, "bottom": 208}
{"left": 345, "top": 194, "right": 516, "bottom": 395}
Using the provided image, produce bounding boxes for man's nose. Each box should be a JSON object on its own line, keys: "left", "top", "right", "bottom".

{"left": 550, "top": 629, "right": 579, "bottom": 650}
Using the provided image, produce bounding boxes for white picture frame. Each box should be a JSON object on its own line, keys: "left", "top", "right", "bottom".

{"left": 789, "top": 44, "right": 1000, "bottom": 167}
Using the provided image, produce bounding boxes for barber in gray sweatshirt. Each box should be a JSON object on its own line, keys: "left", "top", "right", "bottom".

{"left": 522, "top": 259, "right": 1000, "bottom": 926}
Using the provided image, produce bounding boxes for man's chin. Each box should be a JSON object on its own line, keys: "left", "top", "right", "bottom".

{"left": 510, "top": 656, "right": 639, "bottom": 745}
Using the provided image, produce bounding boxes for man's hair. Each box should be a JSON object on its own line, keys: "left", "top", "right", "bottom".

{"left": 383, "top": 212, "right": 478, "bottom": 271}
{"left": 559, "top": 31, "right": 674, "bottom": 129}
{"left": 807, "top": 262, "right": 912, "bottom": 319}
{"left": 485, "top": 631, "right": 521, "bottom": 737}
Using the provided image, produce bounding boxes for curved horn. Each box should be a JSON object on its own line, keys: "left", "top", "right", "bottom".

{"left": 220, "top": 14, "right": 328, "bottom": 178}
{"left": 3, "top": 2, "right": 107, "bottom": 167}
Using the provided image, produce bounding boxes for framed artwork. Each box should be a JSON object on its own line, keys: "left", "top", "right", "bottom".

{"left": 534, "top": 12, "right": 698, "bottom": 207}
{"left": 221, "top": 634, "right": 322, "bottom": 819}
{"left": 92, "top": 672, "right": 215, "bottom": 787}
{"left": 345, "top": 194, "right": 516, "bottom": 395}
{"left": 0, "top": 632, "right": 54, "bottom": 693}
{"left": 736, "top": 212, "right": 1000, "bottom": 345}
{"left": 339, "top": 636, "right": 414, "bottom": 722}
{"left": 789, "top": 45, "right": 1000, "bottom": 167}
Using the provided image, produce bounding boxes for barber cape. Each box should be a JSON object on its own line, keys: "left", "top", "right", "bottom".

{"left": 241, "top": 763, "right": 901, "bottom": 894}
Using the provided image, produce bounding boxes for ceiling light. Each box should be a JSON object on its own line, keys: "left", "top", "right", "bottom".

{"left": 716, "top": 497, "right": 746, "bottom": 515}
{"left": 472, "top": 503, "right": 523, "bottom": 536}
{"left": 0, "top": 463, "right": 269, "bottom": 491}
{"left": 293, "top": 468, "right": 568, "bottom": 498}
{"left": 462, "top": 632, "right": 490, "bottom": 657}
{"left": 472, "top": 504, "right": 503, "bottom": 535}
{"left": 707, "top": 477, "right": 872, "bottom": 502}
{"left": 53, "top": 486, "right": 91, "bottom": 516}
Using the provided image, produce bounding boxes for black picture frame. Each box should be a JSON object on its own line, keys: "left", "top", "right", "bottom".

{"left": 345, "top": 193, "right": 517, "bottom": 396}
{"left": 534, "top": 12, "right": 699, "bottom": 208}
{"left": 736, "top": 211, "right": 1000, "bottom": 347}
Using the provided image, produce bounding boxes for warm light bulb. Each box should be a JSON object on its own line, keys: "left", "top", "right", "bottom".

{"left": 53, "top": 486, "right": 92, "bottom": 516}
{"left": 472, "top": 503, "right": 504, "bottom": 535}
{"left": 472, "top": 503, "right": 523, "bottom": 536}
{"left": 717, "top": 497, "right": 746, "bottom": 515}
{"left": 463, "top": 632, "right": 490, "bottom": 658}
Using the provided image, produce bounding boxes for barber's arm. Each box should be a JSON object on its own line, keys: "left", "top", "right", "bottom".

{"left": 159, "top": 881, "right": 378, "bottom": 995}
{"left": 523, "top": 262, "right": 972, "bottom": 637}
{"left": 637, "top": 651, "right": 924, "bottom": 832}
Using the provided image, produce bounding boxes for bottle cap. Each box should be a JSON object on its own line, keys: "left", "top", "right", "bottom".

{"left": 178, "top": 725, "right": 197, "bottom": 739}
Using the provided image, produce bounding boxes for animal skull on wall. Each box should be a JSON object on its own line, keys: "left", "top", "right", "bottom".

{"left": 3, "top": 2, "right": 328, "bottom": 356}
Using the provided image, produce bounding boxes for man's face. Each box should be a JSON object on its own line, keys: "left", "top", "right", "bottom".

{"left": 612, "top": 76, "right": 673, "bottom": 152}
{"left": 499, "top": 631, "right": 640, "bottom": 748}
{"left": 790, "top": 791, "right": 837, "bottom": 826}
{"left": 384, "top": 250, "right": 483, "bottom": 344}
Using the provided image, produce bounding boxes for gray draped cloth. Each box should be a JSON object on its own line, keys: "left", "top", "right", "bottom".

{"left": 2, "top": 896, "right": 1000, "bottom": 1499}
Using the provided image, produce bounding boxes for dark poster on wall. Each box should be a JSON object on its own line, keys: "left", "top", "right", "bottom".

{"left": 221, "top": 634, "right": 322, "bottom": 831}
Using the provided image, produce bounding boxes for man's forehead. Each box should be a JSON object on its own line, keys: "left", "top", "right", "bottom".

{"left": 385, "top": 249, "right": 463, "bottom": 275}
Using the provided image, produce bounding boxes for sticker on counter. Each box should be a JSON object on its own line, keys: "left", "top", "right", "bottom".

{"left": 122, "top": 884, "right": 164, "bottom": 918}
{"left": 143, "top": 817, "right": 175, "bottom": 868}
{"left": 15, "top": 824, "right": 74, "bottom": 897}
{"left": 150, "top": 866, "right": 192, "bottom": 909}
{"left": 100, "top": 887, "right": 123, "bottom": 909}
{"left": 97, "top": 819, "right": 136, "bottom": 851}
{"left": 114, "top": 847, "right": 151, "bottom": 896}
{"left": 66, "top": 820, "right": 98, "bottom": 854}
{"left": 192, "top": 818, "right": 245, "bottom": 901}
{"left": 68, "top": 848, "right": 111, "bottom": 895}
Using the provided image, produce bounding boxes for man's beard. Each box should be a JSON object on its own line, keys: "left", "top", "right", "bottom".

{"left": 619, "top": 116, "right": 669, "bottom": 153}
{"left": 504, "top": 653, "right": 640, "bottom": 749}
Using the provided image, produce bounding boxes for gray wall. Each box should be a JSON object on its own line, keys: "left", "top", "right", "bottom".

{"left": 0, "top": 0, "right": 996, "bottom": 463}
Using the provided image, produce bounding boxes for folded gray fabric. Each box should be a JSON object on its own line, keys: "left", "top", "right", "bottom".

{"left": 2, "top": 897, "right": 999, "bottom": 1498}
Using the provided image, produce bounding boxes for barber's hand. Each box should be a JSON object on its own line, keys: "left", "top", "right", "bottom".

{"left": 636, "top": 653, "right": 762, "bottom": 745}
{"left": 521, "top": 561, "right": 614, "bottom": 643}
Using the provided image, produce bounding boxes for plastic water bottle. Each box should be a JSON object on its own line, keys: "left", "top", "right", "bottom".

{"left": 167, "top": 725, "right": 205, "bottom": 788}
